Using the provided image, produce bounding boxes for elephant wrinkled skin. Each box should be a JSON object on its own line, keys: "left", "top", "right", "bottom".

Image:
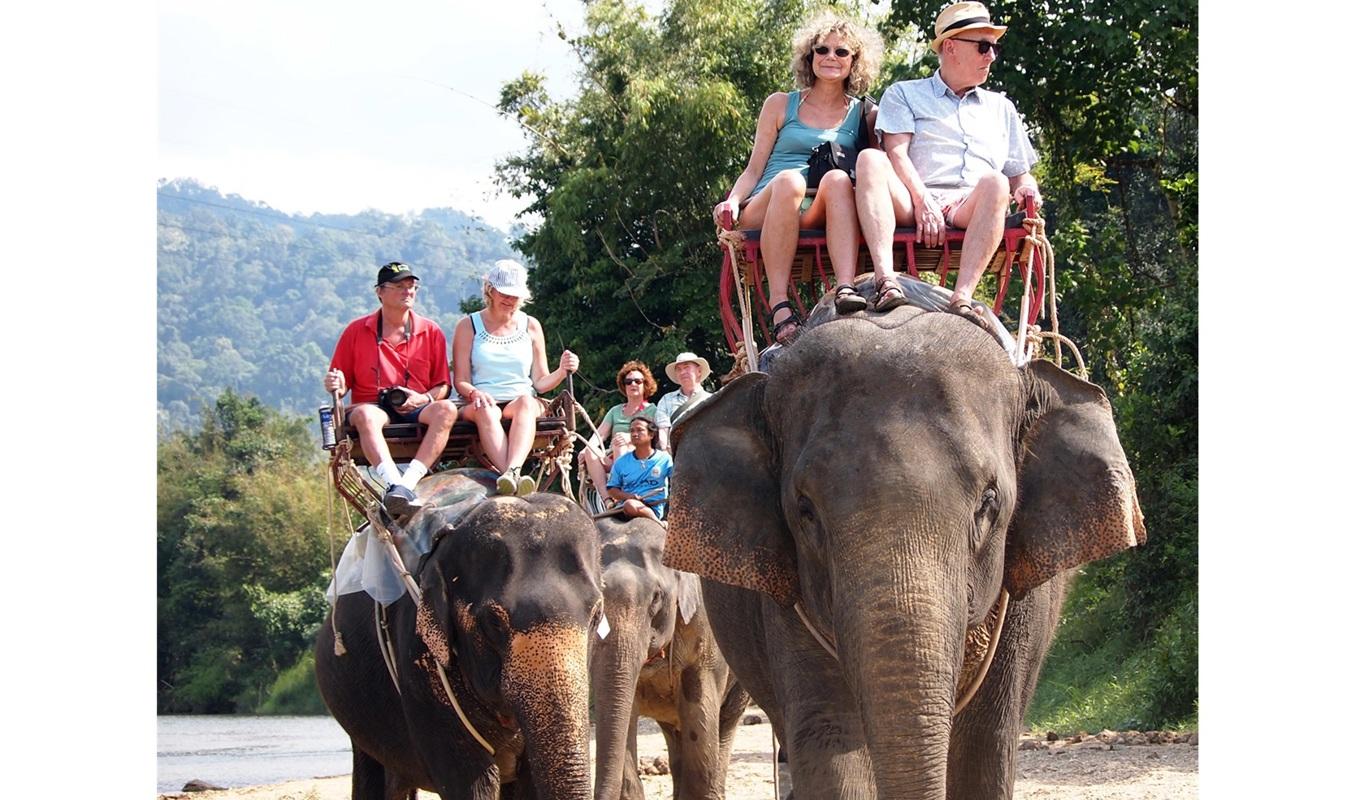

{"left": 315, "top": 471, "right": 604, "bottom": 800}
{"left": 590, "top": 515, "right": 749, "bottom": 800}
{"left": 664, "top": 303, "right": 1145, "bottom": 799}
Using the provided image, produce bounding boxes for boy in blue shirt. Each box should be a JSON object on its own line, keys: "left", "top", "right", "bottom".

{"left": 606, "top": 417, "right": 673, "bottom": 521}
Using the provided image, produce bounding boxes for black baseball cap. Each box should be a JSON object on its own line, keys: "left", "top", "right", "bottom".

{"left": 375, "top": 261, "right": 420, "bottom": 286}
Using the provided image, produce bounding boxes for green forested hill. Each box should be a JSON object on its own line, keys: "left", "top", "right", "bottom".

{"left": 156, "top": 178, "right": 519, "bottom": 431}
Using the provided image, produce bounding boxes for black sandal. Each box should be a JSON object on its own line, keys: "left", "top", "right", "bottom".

{"left": 873, "top": 277, "right": 908, "bottom": 312}
{"left": 834, "top": 283, "right": 868, "bottom": 314}
{"left": 769, "top": 300, "right": 803, "bottom": 345}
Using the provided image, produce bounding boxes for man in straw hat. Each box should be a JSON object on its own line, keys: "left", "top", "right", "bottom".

{"left": 854, "top": 2, "right": 1040, "bottom": 314}
{"left": 655, "top": 351, "right": 713, "bottom": 451}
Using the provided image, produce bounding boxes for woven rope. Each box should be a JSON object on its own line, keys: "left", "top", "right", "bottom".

{"left": 718, "top": 227, "right": 760, "bottom": 373}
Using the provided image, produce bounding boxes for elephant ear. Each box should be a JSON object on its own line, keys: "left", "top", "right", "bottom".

{"left": 414, "top": 558, "right": 454, "bottom": 669}
{"left": 665, "top": 372, "right": 798, "bottom": 606}
{"left": 1006, "top": 360, "right": 1147, "bottom": 597}
{"left": 674, "top": 570, "right": 702, "bottom": 625}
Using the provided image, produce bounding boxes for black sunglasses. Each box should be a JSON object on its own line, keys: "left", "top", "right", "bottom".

{"left": 812, "top": 45, "right": 854, "bottom": 58}
{"left": 623, "top": 377, "right": 645, "bottom": 385}
{"left": 952, "top": 37, "right": 1002, "bottom": 56}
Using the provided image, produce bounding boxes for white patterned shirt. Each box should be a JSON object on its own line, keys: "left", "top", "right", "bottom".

{"left": 875, "top": 70, "right": 1037, "bottom": 190}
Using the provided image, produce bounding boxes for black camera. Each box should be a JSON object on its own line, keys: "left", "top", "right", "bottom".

{"left": 377, "top": 387, "right": 409, "bottom": 415}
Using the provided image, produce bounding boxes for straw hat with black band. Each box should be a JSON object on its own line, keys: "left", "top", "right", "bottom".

{"left": 930, "top": 2, "right": 1008, "bottom": 52}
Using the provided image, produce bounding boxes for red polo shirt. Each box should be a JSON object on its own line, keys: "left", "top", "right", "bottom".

{"left": 329, "top": 311, "right": 450, "bottom": 404}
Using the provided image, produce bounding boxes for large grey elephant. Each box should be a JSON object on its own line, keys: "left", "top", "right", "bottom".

{"left": 591, "top": 514, "right": 749, "bottom": 800}
{"left": 315, "top": 471, "right": 604, "bottom": 800}
{"left": 664, "top": 292, "right": 1146, "bottom": 799}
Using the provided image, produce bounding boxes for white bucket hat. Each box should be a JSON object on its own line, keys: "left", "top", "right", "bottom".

{"left": 930, "top": 2, "right": 1007, "bottom": 52}
{"left": 665, "top": 352, "right": 712, "bottom": 384}
{"left": 485, "top": 259, "right": 532, "bottom": 299}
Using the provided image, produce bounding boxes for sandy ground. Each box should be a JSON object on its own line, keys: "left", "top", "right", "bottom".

{"left": 160, "top": 715, "right": 1197, "bottom": 800}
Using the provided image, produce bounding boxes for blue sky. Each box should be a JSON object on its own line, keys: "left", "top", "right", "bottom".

{"left": 159, "top": 0, "right": 590, "bottom": 230}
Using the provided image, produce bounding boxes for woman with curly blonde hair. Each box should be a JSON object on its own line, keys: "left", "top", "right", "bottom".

{"left": 580, "top": 360, "right": 662, "bottom": 496}
{"left": 713, "top": 10, "right": 885, "bottom": 344}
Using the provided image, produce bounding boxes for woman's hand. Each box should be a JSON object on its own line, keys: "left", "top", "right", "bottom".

{"left": 467, "top": 389, "right": 497, "bottom": 411}
{"left": 559, "top": 349, "right": 579, "bottom": 373}
{"left": 713, "top": 198, "right": 740, "bottom": 228}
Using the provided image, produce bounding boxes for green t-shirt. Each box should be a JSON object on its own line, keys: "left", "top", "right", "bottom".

{"left": 603, "top": 402, "right": 658, "bottom": 434}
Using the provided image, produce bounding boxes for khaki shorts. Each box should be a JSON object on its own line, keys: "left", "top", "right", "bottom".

{"left": 929, "top": 187, "right": 972, "bottom": 227}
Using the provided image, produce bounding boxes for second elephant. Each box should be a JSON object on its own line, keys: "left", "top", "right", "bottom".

{"left": 591, "top": 514, "right": 749, "bottom": 800}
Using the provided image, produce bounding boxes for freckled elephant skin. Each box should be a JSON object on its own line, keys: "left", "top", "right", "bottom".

{"left": 315, "top": 481, "right": 603, "bottom": 800}
{"left": 664, "top": 308, "right": 1146, "bottom": 799}
{"left": 590, "top": 515, "right": 750, "bottom": 800}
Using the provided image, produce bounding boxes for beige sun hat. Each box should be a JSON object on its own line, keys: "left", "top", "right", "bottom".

{"left": 930, "top": 1, "right": 1007, "bottom": 52}
{"left": 665, "top": 351, "right": 712, "bottom": 384}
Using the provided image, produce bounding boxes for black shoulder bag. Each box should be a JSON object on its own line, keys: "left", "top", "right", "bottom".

{"left": 806, "top": 94, "right": 879, "bottom": 188}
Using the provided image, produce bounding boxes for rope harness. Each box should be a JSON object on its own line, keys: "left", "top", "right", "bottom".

{"left": 792, "top": 589, "right": 1010, "bottom": 718}
{"left": 326, "top": 444, "right": 495, "bottom": 756}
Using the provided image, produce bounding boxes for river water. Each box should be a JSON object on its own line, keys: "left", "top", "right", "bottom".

{"left": 156, "top": 715, "right": 351, "bottom": 793}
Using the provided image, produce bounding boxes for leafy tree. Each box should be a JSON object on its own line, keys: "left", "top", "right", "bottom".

{"left": 157, "top": 390, "right": 339, "bottom": 712}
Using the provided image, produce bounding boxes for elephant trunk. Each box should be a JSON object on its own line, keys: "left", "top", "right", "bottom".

{"left": 503, "top": 622, "right": 594, "bottom": 800}
{"left": 834, "top": 518, "right": 969, "bottom": 800}
{"left": 591, "top": 606, "right": 648, "bottom": 800}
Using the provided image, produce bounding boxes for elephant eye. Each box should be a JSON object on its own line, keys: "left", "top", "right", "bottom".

{"left": 796, "top": 494, "right": 816, "bottom": 522}
{"left": 478, "top": 606, "right": 512, "bottom": 650}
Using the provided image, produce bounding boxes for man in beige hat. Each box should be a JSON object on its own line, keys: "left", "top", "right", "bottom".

{"left": 655, "top": 351, "right": 712, "bottom": 451}
{"left": 854, "top": 1, "right": 1041, "bottom": 314}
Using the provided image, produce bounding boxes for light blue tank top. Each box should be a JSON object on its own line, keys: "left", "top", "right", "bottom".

{"left": 752, "top": 91, "right": 862, "bottom": 195}
{"left": 469, "top": 310, "right": 535, "bottom": 402}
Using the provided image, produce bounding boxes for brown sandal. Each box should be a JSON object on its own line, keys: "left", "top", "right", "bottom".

{"left": 948, "top": 295, "right": 979, "bottom": 316}
{"left": 873, "top": 277, "right": 908, "bottom": 312}
{"left": 834, "top": 283, "right": 868, "bottom": 314}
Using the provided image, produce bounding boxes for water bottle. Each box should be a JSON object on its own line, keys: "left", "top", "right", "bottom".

{"left": 318, "top": 406, "right": 337, "bottom": 450}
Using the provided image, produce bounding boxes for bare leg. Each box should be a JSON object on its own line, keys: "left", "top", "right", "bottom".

{"left": 741, "top": 171, "right": 809, "bottom": 333}
{"left": 582, "top": 449, "right": 611, "bottom": 494}
{"left": 854, "top": 149, "right": 914, "bottom": 281}
{"left": 814, "top": 170, "right": 860, "bottom": 286}
{"left": 351, "top": 405, "right": 397, "bottom": 468}
{"left": 466, "top": 401, "right": 509, "bottom": 473}
{"left": 945, "top": 171, "right": 1009, "bottom": 304}
{"left": 412, "top": 400, "right": 458, "bottom": 469}
{"left": 621, "top": 499, "right": 659, "bottom": 521}
{"left": 500, "top": 395, "right": 542, "bottom": 472}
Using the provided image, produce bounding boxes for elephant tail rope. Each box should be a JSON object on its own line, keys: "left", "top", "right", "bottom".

{"left": 718, "top": 226, "right": 760, "bottom": 374}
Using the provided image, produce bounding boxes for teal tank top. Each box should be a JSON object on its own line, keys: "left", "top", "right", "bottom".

{"left": 752, "top": 91, "right": 862, "bottom": 195}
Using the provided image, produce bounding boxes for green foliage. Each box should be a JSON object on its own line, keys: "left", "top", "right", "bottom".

{"left": 157, "top": 179, "right": 519, "bottom": 432}
{"left": 497, "top": 0, "right": 812, "bottom": 417}
{"left": 258, "top": 650, "right": 329, "bottom": 715}
{"left": 157, "top": 389, "right": 341, "bottom": 713}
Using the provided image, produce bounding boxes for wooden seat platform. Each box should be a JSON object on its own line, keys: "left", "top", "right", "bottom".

{"left": 717, "top": 201, "right": 1043, "bottom": 355}
{"left": 341, "top": 415, "right": 571, "bottom": 469}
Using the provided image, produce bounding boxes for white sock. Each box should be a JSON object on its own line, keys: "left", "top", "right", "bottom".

{"left": 375, "top": 460, "right": 402, "bottom": 487}
{"left": 399, "top": 460, "right": 429, "bottom": 489}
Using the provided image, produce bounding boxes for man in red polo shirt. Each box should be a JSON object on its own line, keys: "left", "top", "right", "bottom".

{"left": 324, "top": 262, "right": 458, "bottom": 517}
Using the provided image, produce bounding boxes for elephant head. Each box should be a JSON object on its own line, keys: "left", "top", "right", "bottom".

{"left": 589, "top": 514, "right": 701, "bottom": 800}
{"left": 664, "top": 309, "right": 1144, "bottom": 798}
{"left": 412, "top": 489, "right": 604, "bottom": 799}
